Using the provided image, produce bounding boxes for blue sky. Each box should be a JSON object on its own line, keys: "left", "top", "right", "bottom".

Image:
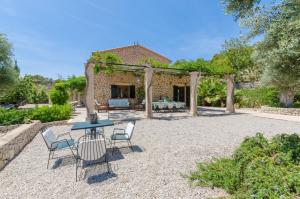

{"left": 0, "top": 0, "right": 242, "bottom": 79}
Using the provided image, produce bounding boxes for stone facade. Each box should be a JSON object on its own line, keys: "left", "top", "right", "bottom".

{"left": 260, "top": 106, "right": 300, "bottom": 116}
{"left": 0, "top": 121, "right": 43, "bottom": 170}
{"left": 93, "top": 71, "right": 190, "bottom": 106}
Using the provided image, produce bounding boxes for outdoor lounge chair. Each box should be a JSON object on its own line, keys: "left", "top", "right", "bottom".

{"left": 41, "top": 128, "right": 76, "bottom": 169}
{"left": 76, "top": 134, "right": 109, "bottom": 181}
{"left": 111, "top": 121, "right": 135, "bottom": 153}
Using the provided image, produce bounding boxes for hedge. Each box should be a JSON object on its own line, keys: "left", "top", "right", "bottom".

{"left": 0, "top": 104, "right": 72, "bottom": 125}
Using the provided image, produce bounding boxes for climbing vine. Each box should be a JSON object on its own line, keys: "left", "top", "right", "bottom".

{"left": 89, "top": 52, "right": 123, "bottom": 75}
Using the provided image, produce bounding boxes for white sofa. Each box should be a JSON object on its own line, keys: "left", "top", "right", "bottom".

{"left": 108, "top": 99, "right": 129, "bottom": 108}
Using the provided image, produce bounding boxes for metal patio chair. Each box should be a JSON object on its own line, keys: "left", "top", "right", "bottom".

{"left": 41, "top": 128, "right": 76, "bottom": 169}
{"left": 111, "top": 121, "right": 135, "bottom": 153}
{"left": 76, "top": 134, "right": 109, "bottom": 181}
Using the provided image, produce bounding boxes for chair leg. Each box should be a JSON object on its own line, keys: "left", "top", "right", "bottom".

{"left": 105, "top": 154, "right": 110, "bottom": 173}
{"left": 112, "top": 140, "right": 116, "bottom": 155}
{"left": 75, "top": 160, "right": 78, "bottom": 182}
{"left": 128, "top": 140, "right": 133, "bottom": 151}
{"left": 47, "top": 151, "right": 51, "bottom": 169}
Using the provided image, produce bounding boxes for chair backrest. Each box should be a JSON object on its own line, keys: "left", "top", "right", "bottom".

{"left": 41, "top": 128, "right": 57, "bottom": 149}
{"left": 125, "top": 121, "right": 135, "bottom": 139}
{"left": 77, "top": 134, "right": 107, "bottom": 161}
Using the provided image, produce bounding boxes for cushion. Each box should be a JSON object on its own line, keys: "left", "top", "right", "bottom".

{"left": 108, "top": 99, "right": 129, "bottom": 108}
{"left": 55, "top": 139, "right": 75, "bottom": 149}
{"left": 111, "top": 133, "right": 129, "bottom": 140}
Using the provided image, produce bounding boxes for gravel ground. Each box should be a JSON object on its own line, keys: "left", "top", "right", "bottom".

{"left": 1, "top": 111, "right": 300, "bottom": 199}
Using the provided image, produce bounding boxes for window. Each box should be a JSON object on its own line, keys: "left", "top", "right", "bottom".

{"left": 111, "top": 85, "right": 135, "bottom": 99}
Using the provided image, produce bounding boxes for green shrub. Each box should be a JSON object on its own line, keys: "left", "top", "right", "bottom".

{"left": 0, "top": 104, "right": 72, "bottom": 125}
{"left": 37, "top": 89, "right": 49, "bottom": 103}
{"left": 235, "top": 87, "right": 280, "bottom": 108}
{"left": 198, "top": 77, "right": 226, "bottom": 107}
{"left": 0, "top": 108, "right": 33, "bottom": 125}
{"left": 31, "top": 104, "right": 72, "bottom": 122}
{"left": 0, "top": 77, "right": 35, "bottom": 105}
{"left": 49, "top": 82, "right": 69, "bottom": 105}
{"left": 188, "top": 133, "right": 300, "bottom": 198}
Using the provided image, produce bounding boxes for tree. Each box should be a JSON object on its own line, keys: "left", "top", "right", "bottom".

{"left": 253, "top": 1, "right": 300, "bottom": 107}
{"left": 0, "top": 77, "right": 35, "bottom": 105}
{"left": 49, "top": 81, "right": 69, "bottom": 105}
{"left": 0, "top": 33, "right": 19, "bottom": 93}
{"left": 67, "top": 76, "right": 86, "bottom": 92}
{"left": 222, "top": 0, "right": 300, "bottom": 107}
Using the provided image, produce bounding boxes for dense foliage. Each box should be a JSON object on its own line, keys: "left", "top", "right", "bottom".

{"left": 189, "top": 133, "right": 300, "bottom": 198}
{"left": 49, "top": 81, "right": 69, "bottom": 105}
{"left": 90, "top": 52, "right": 123, "bottom": 74}
{"left": 67, "top": 75, "right": 86, "bottom": 92}
{"left": 0, "top": 33, "right": 19, "bottom": 93}
{"left": 235, "top": 87, "right": 280, "bottom": 108}
{"left": 0, "top": 104, "right": 72, "bottom": 125}
{"left": 198, "top": 77, "right": 226, "bottom": 107}
{"left": 31, "top": 104, "right": 72, "bottom": 123}
{"left": 0, "top": 77, "right": 35, "bottom": 105}
{"left": 139, "top": 57, "right": 169, "bottom": 68}
{"left": 254, "top": 1, "right": 300, "bottom": 107}
{"left": 222, "top": 0, "right": 300, "bottom": 107}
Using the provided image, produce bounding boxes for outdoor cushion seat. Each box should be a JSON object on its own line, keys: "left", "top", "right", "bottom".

{"left": 111, "top": 121, "right": 135, "bottom": 154}
{"left": 55, "top": 139, "right": 75, "bottom": 149}
{"left": 108, "top": 99, "right": 129, "bottom": 108}
{"left": 111, "top": 133, "right": 129, "bottom": 140}
{"left": 41, "top": 128, "right": 76, "bottom": 169}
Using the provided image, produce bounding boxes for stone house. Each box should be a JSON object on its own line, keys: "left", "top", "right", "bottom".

{"left": 90, "top": 44, "right": 191, "bottom": 107}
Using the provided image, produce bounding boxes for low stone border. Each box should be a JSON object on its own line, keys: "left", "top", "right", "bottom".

{"left": 261, "top": 106, "right": 300, "bottom": 116}
{"left": 43, "top": 120, "right": 71, "bottom": 127}
{"left": 0, "top": 121, "right": 43, "bottom": 170}
{"left": 0, "top": 124, "right": 20, "bottom": 135}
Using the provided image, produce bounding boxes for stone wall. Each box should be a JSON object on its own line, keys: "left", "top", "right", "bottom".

{"left": 0, "top": 124, "right": 20, "bottom": 135}
{"left": 0, "top": 121, "right": 43, "bottom": 170}
{"left": 260, "top": 106, "right": 300, "bottom": 116}
{"left": 94, "top": 71, "right": 190, "bottom": 105}
{"left": 152, "top": 73, "right": 190, "bottom": 101}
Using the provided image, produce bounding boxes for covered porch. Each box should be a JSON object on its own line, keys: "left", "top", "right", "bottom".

{"left": 85, "top": 62, "right": 235, "bottom": 119}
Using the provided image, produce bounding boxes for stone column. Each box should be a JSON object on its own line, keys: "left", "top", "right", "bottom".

{"left": 85, "top": 63, "right": 95, "bottom": 119}
{"left": 225, "top": 74, "right": 235, "bottom": 113}
{"left": 190, "top": 72, "right": 200, "bottom": 117}
{"left": 144, "top": 67, "right": 153, "bottom": 118}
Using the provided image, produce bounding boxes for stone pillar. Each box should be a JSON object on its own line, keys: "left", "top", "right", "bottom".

{"left": 225, "top": 74, "right": 235, "bottom": 113}
{"left": 85, "top": 63, "right": 95, "bottom": 119}
{"left": 144, "top": 67, "right": 153, "bottom": 118}
{"left": 190, "top": 72, "right": 200, "bottom": 117}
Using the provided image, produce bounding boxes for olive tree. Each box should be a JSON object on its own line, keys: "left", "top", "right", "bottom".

{"left": 0, "top": 33, "right": 19, "bottom": 93}
{"left": 222, "top": 0, "right": 300, "bottom": 107}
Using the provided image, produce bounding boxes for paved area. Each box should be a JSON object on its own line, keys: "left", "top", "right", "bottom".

{"left": 1, "top": 108, "right": 300, "bottom": 198}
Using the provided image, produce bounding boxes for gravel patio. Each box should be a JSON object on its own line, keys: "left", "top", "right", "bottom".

{"left": 1, "top": 109, "right": 300, "bottom": 199}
